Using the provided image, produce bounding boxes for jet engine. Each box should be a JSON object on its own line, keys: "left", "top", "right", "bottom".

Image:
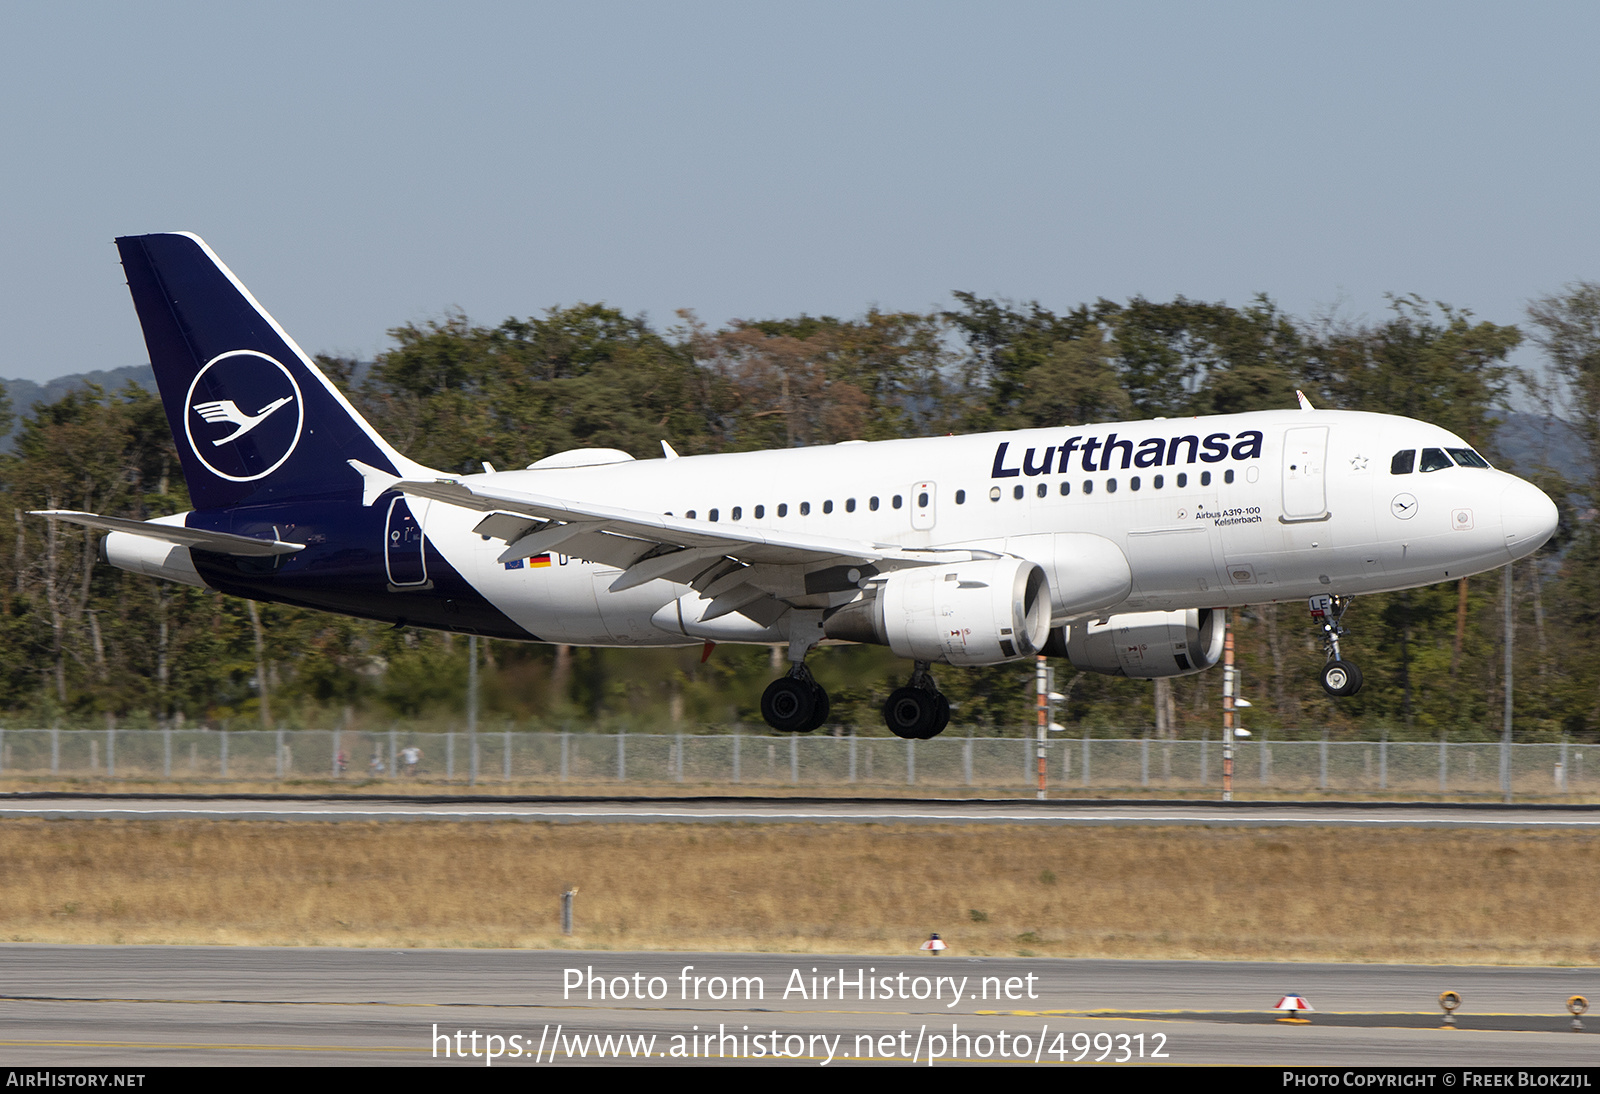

{"left": 1045, "top": 607, "right": 1224, "bottom": 678}
{"left": 824, "top": 557, "right": 1051, "bottom": 665}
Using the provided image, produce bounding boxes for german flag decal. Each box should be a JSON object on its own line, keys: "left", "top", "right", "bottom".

{"left": 507, "top": 554, "right": 552, "bottom": 571}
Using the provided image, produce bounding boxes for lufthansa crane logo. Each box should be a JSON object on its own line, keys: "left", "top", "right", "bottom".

{"left": 184, "top": 350, "right": 304, "bottom": 482}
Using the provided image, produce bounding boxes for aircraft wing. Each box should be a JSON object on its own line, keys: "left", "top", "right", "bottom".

{"left": 350, "top": 461, "right": 992, "bottom": 618}
{"left": 30, "top": 511, "right": 306, "bottom": 557}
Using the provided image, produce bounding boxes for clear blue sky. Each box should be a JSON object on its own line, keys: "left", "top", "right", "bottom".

{"left": 2, "top": 1, "right": 1596, "bottom": 383}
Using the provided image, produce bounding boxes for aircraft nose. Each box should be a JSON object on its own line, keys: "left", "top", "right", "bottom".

{"left": 1500, "top": 477, "right": 1559, "bottom": 561}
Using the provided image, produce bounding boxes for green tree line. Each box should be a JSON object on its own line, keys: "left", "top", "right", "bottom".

{"left": 1, "top": 284, "right": 1594, "bottom": 740}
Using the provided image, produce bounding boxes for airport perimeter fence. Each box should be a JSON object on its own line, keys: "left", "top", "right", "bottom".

{"left": 0, "top": 727, "right": 1589, "bottom": 797}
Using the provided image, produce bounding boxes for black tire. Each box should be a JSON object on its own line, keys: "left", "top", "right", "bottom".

{"left": 1321, "top": 660, "right": 1361, "bottom": 697}
{"left": 923, "top": 692, "right": 951, "bottom": 739}
{"left": 883, "top": 686, "right": 936, "bottom": 739}
{"left": 1341, "top": 662, "right": 1364, "bottom": 696}
{"left": 761, "top": 677, "right": 816, "bottom": 732}
{"left": 801, "top": 685, "right": 831, "bottom": 733}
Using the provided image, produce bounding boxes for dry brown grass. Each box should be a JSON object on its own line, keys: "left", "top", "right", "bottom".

{"left": 1, "top": 820, "right": 1596, "bottom": 964}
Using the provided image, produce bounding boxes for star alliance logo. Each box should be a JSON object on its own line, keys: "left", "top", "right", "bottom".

{"left": 184, "top": 350, "right": 305, "bottom": 482}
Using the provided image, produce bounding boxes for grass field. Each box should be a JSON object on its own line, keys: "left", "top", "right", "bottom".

{"left": 1, "top": 819, "right": 1596, "bottom": 964}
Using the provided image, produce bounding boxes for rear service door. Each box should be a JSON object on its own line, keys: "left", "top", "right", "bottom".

{"left": 385, "top": 497, "right": 431, "bottom": 587}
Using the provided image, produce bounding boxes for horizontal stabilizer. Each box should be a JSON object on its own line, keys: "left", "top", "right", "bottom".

{"left": 29, "top": 511, "right": 305, "bottom": 557}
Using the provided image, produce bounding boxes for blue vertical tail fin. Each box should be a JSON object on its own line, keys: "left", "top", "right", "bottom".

{"left": 115, "top": 232, "right": 427, "bottom": 509}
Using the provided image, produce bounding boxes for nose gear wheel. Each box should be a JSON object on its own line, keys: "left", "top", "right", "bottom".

{"left": 1309, "top": 595, "right": 1364, "bottom": 697}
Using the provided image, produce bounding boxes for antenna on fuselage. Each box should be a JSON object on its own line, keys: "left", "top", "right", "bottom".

{"left": 661, "top": 440, "right": 680, "bottom": 460}
{"left": 1295, "top": 390, "right": 1316, "bottom": 411}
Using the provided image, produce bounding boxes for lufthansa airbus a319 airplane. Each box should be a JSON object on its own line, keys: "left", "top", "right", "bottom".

{"left": 36, "top": 234, "right": 1560, "bottom": 739}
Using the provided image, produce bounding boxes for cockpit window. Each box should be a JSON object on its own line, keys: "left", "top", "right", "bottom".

{"left": 1447, "top": 447, "right": 1491, "bottom": 469}
{"left": 1390, "top": 449, "right": 1416, "bottom": 475}
{"left": 1418, "top": 447, "right": 1453, "bottom": 473}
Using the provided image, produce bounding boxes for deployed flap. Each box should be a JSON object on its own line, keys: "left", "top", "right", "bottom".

{"left": 30, "top": 511, "right": 305, "bottom": 557}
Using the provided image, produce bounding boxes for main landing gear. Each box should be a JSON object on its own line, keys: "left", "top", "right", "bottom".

{"left": 882, "top": 661, "right": 950, "bottom": 740}
{"left": 760, "top": 663, "right": 831, "bottom": 733}
{"left": 1309, "top": 594, "right": 1364, "bottom": 697}
{"left": 760, "top": 610, "right": 831, "bottom": 734}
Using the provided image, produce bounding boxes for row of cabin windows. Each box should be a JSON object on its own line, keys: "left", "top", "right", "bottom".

{"left": 1390, "top": 447, "right": 1492, "bottom": 475}
{"left": 681, "top": 495, "right": 907, "bottom": 521}
{"left": 988, "top": 469, "right": 1226, "bottom": 500}
{"left": 672, "top": 470, "right": 1238, "bottom": 522}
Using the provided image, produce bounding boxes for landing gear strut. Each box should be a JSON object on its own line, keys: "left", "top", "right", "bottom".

{"left": 760, "top": 611, "right": 831, "bottom": 733}
{"left": 1309, "top": 594, "right": 1363, "bottom": 697}
{"left": 883, "top": 661, "right": 950, "bottom": 739}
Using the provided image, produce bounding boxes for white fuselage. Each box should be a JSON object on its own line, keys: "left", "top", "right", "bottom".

{"left": 402, "top": 408, "right": 1554, "bottom": 647}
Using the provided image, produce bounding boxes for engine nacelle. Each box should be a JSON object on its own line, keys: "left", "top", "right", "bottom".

{"left": 825, "top": 557, "right": 1051, "bottom": 665}
{"left": 1046, "top": 608, "right": 1224, "bottom": 678}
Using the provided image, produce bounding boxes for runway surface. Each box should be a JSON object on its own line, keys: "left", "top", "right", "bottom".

{"left": 1, "top": 946, "right": 1594, "bottom": 1066}
{"left": 1, "top": 793, "right": 1599, "bottom": 827}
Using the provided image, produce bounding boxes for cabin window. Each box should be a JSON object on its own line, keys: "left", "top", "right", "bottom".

{"left": 869, "top": 496, "right": 880, "bottom": 510}
{"left": 1082, "top": 480, "right": 1094, "bottom": 495}
{"left": 954, "top": 490, "right": 966, "bottom": 504}
{"left": 1391, "top": 450, "right": 1416, "bottom": 474}
{"left": 1106, "top": 478, "right": 1118, "bottom": 493}
{"left": 893, "top": 495, "right": 903, "bottom": 509}
{"left": 1200, "top": 471, "right": 1211, "bottom": 486}
{"left": 686, "top": 510, "right": 697, "bottom": 520}
{"left": 823, "top": 500, "right": 834, "bottom": 514}
{"left": 988, "top": 487, "right": 1001, "bottom": 502}
{"left": 1036, "top": 483, "right": 1047, "bottom": 498}
{"left": 800, "top": 501, "right": 811, "bottom": 515}
{"left": 777, "top": 503, "right": 788, "bottom": 517}
{"left": 1153, "top": 474, "right": 1164, "bottom": 489}
{"left": 918, "top": 491, "right": 930, "bottom": 507}
{"left": 709, "top": 508, "right": 719, "bottom": 522}
{"left": 1131, "top": 476, "right": 1141, "bottom": 491}
{"left": 1448, "top": 447, "right": 1491, "bottom": 469}
{"left": 754, "top": 505, "right": 764, "bottom": 518}
{"left": 1060, "top": 481, "right": 1071, "bottom": 496}
{"left": 1013, "top": 485, "right": 1024, "bottom": 500}
{"left": 1419, "top": 447, "right": 1452, "bottom": 473}
{"left": 1224, "top": 469, "right": 1234, "bottom": 484}
{"left": 1176, "top": 473, "right": 1188, "bottom": 488}
{"left": 845, "top": 498, "right": 856, "bottom": 512}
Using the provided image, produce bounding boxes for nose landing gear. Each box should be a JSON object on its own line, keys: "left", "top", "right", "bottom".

{"left": 1310, "top": 594, "right": 1364, "bottom": 697}
{"left": 883, "top": 661, "right": 950, "bottom": 739}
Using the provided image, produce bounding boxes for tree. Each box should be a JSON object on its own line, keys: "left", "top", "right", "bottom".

{"left": 363, "top": 305, "right": 711, "bottom": 471}
{"left": 1302, "top": 296, "right": 1519, "bottom": 452}
{"left": 1526, "top": 282, "right": 1600, "bottom": 496}
{"left": 944, "top": 294, "right": 1129, "bottom": 430}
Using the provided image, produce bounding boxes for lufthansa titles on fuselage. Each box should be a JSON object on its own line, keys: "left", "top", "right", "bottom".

{"left": 990, "top": 430, "right": 1265, "bottom": 478}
